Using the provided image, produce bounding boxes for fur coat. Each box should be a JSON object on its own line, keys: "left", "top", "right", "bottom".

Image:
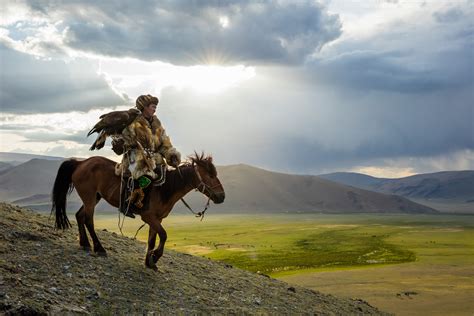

{"left": 118, "top": 114, "right": 180, "bottom": 180}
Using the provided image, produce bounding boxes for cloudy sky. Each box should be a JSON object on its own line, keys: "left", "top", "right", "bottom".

{"left": 1, "top": 0, "right": 473, "bottom": 177}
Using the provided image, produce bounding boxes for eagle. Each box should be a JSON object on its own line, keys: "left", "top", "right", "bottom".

{"left": 87, "top": 108, "right": 141, "bottom": 150}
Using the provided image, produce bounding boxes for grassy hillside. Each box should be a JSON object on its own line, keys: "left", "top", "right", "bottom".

{"left": 94, "top": 212, "right": 474, "bottom": 315}
{"left": 95, "top": 213, "right": 472, "bottom": 275}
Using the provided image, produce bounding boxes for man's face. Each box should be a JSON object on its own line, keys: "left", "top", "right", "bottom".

{"left": 143, "top": 103, "right": 157, "bottom": 118}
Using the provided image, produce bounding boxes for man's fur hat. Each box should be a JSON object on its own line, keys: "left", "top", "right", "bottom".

{"left": 136, "top": 94, "right": 159, "bottom": 111}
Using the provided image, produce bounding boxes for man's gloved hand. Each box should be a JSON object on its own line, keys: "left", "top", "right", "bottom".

{"left": 111, "top": 138, "right": 125, "bottom": 155}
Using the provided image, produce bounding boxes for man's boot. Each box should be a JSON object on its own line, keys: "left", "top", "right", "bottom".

{"left": 119, "top": 179, "right": 135, "bottom": 218}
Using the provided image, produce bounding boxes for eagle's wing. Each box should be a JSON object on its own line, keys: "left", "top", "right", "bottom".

{"left": 88, "top": 108, "right": 140, "bottom": 151}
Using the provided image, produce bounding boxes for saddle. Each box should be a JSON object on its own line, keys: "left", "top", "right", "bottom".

{"left": 119, "top": 165, "right": 166, "bottom": 218}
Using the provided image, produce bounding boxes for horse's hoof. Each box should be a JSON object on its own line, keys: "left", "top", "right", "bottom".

{"left": 95, "top": 250, "right": 108, "bottom": 257}
{"left": 147, "top": 263, "right": 158, "bottom": 271}
{"left": 146, "top": 253, "right": 158, "bottom": 271}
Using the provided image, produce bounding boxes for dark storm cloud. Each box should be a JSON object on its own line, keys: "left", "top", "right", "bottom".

{"left": 21, "top": 0, "right": 341, "bottom": 65}
{"left": 305, "top": 5, "right": 473, "bottom": 95}
{"left": 433, "top": 7, "right": 464, "bottom": 23}
{"left": 258, "top": 97, "right": 473, "bottom": 173}
{"left": 0, "top": 44, "right": 125, "bottom": 114}
{"left": 158, "top": 63, "right": 473, "bottom": 174}
{"left": 308, "top": 50, "right": 445, "bottom": 93}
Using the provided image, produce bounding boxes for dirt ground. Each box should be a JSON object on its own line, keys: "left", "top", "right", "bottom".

{"left": 280, "top": 262, "right": 474, "bottom": 316}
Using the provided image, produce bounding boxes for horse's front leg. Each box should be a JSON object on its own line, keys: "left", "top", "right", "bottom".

{"left": 145, "top": 227, "right": 158, "bottom": 270}
{"left": 143, "top": 217, "right": 167, "bottom": 271}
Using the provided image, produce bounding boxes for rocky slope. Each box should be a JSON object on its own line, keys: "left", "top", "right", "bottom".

{"left": 0, "top": 203, "right": 388, "bottom": 315}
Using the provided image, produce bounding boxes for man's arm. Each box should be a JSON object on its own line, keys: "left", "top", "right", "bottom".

{"left": 158, "top": 128, "right": 181, "bottom": 167}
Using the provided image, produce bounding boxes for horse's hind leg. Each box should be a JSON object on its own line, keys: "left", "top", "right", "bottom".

{"left": 81, "top": 194, "right": 106, "bottom": 256}
{"left": 84, "top": 211, "right": 107, "bottom": 256}
{"left": 76, "top": 206, "right": 91, "bottom": 251}
{"left": 76, "top": 193, "right": 101, "bottom": 251}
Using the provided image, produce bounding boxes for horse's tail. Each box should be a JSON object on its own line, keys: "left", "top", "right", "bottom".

{"left": 51, "top": 159, "right": 80, "bottom": 230}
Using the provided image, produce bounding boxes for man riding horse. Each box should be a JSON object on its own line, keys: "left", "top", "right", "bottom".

{"left": 88, "top": 94, "right": 181, "bottom": 218}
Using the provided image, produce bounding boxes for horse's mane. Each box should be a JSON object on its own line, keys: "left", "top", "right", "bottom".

{"left": 187, "top": 151, "right": 216, "bottom": 177}
{"left": 159, "top": 152, "right": 215, "bottom": 202}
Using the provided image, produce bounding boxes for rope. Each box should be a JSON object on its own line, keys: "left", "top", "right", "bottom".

{"left": 153, "top": 164, "right": 166, "bottom": 186}
{"left": 133, "top": 223, "right": 147, "bottom": 239}
{"left": 180, "top": 197, "right": 210, "bottom": 221}
{"left": 117, "top": 161, "right": 125, "bottom": 236}
{"left": 177, "top": 162, "right": 215, "bottom": 221}
{"left": 117, "top": 151, "right": 135, "bottom": 236}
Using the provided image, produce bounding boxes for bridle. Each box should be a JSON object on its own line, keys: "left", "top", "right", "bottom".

{"left": 179, "top": 162, "right": 223, "bottom": 221}
{"left": 193, "top": 164, "right": 224, "bottom": 196}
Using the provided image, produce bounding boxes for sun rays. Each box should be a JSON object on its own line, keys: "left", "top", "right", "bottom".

{"left": 98, "top": 53, "right": 256, "bottom": 96}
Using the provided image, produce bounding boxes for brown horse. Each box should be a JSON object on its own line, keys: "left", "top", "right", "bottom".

{"left": 51, "top": 153, "right": 225, "bottom": 270}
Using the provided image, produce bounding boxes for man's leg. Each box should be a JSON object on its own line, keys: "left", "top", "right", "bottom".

{"left": 119, "top": 177, "right": 135, "bottom": 218}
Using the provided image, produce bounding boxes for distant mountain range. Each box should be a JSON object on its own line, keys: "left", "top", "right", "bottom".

{"left": 0, "top": 162, "right": 13, "bottom": 174}
{"left": 0, "top": 157, "right": 95, "bottom": 213}
{"left": 214, "top": 164, "right": 436, "bottom": 214}
{"left": 319, "top": 171, "right": 474, "bottom": 213}
{"left": 0, "top": 152, "right": 439, "bottom": 215}
{"left": 1, "top": 152, "right": 471, "bottom": 214}
{"left": 0, "top": 152, "right": 63, "bottom": 165}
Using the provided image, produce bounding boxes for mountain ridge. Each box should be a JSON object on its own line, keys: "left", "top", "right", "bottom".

{"left": 0, "top": 152, "right": 63, "bottom": 165}
{"left": 0, "top": 157, "right": 437, "bottom": 214}
{"left": 319, "top": 171, "right": 474, "bottom": 213}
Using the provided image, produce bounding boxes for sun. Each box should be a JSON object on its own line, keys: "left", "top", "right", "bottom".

{"left": 180, "top": 64, "right": 255, "bottom": 94}
{"left": 175, "top": 46, "right": 256, "bottom": 94}
{"left": 219, "top": 16, "right": 229, "bottom": 28}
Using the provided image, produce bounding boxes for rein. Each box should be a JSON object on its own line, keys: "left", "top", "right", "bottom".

{"left": 180, "top": 197, "right": 210, "bottom": 221}
{"left": 179, "top": 163, "right": 218, "bottom": 221}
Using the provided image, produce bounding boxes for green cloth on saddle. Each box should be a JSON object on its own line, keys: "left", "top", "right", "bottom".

{"left": 138, "top": 175, "right": 152, "bottom": 189}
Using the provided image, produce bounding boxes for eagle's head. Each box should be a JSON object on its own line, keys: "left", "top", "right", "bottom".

{"left": 128, "top": 108, "right": 141, "bottom": 115}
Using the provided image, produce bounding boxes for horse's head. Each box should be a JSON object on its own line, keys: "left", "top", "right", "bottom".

{"left": 190, "top": 153, "right": 225, "bottom": 204}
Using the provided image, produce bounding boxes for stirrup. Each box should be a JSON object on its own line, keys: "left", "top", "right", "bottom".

{"left": 119, "top": 202, "right": 135, "bottom": 219}
{"left": 121, "top": 208, "right": 135, "bottom": 219}
{"left": 119, "top": 179, "right": 135, "bottom": 218}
